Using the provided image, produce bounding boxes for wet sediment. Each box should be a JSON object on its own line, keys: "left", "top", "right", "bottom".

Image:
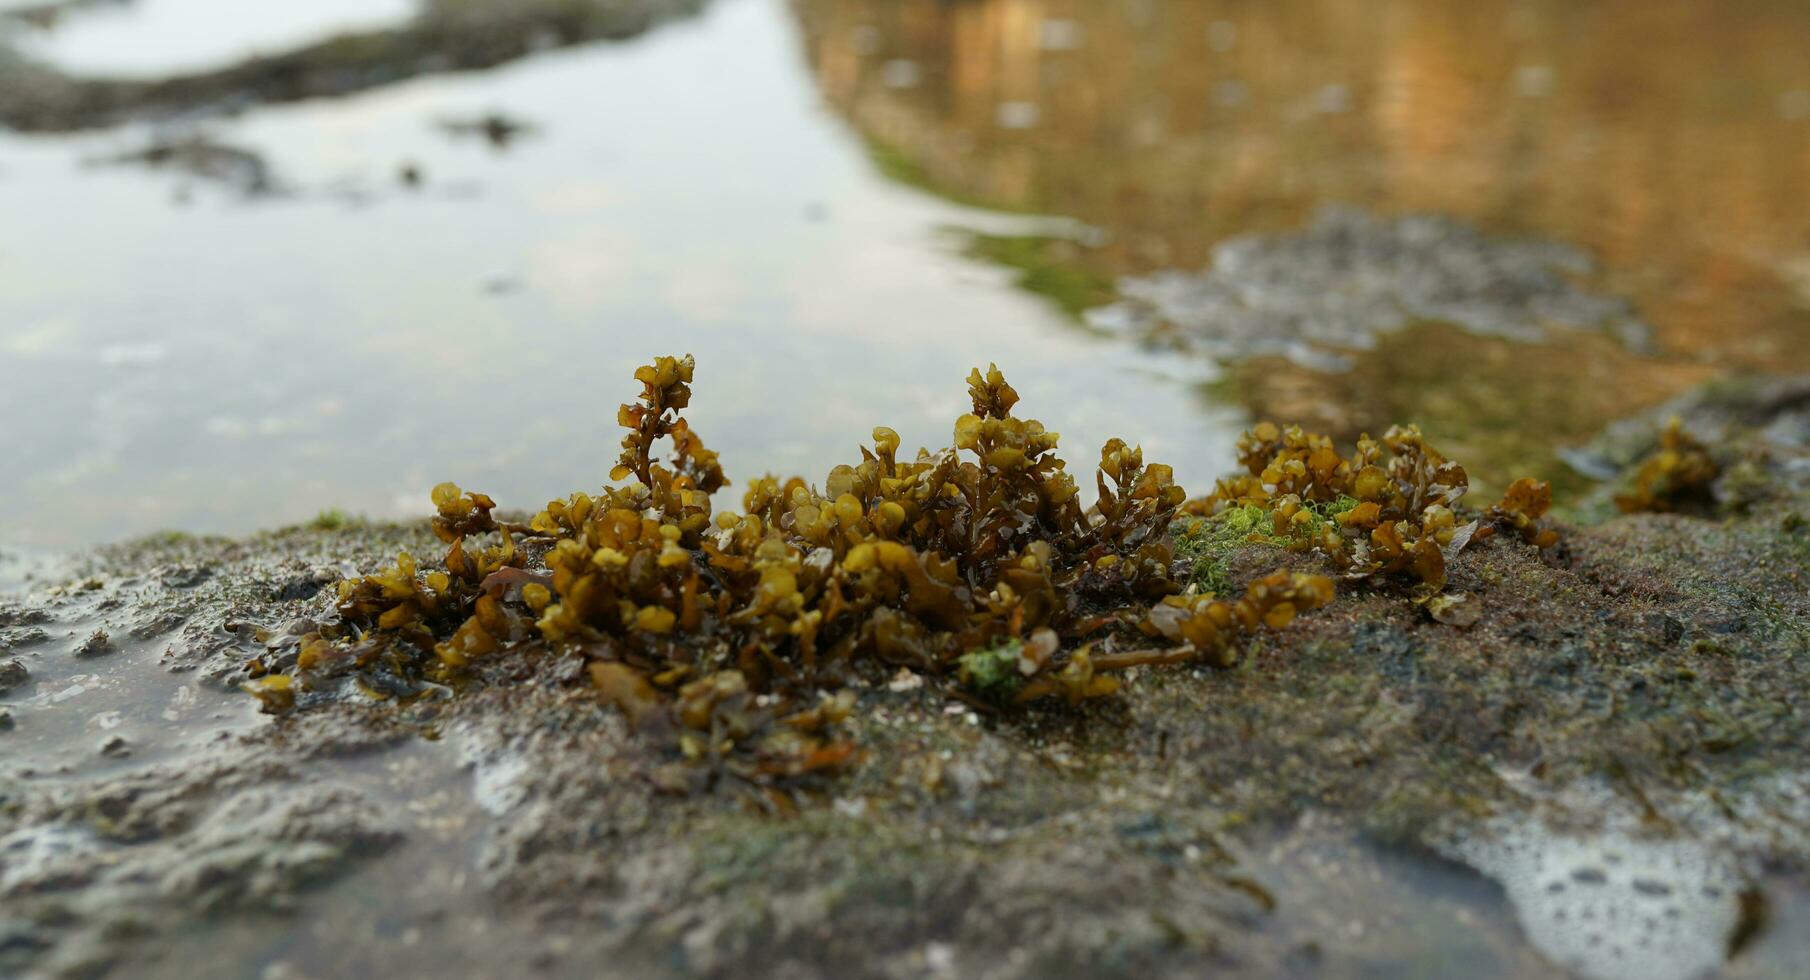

{"left": 3, "top": 379, "right": 1810, "bottom": 978}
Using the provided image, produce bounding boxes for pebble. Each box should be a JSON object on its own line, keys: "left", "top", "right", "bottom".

{"left": 0, "top": 658, "right": 28, "bottom": 692}
{"left": 74, "top": 630, "right": 114, "bottom": 658}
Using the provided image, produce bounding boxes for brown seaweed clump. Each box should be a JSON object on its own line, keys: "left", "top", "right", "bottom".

{"left": 1183, "top": 421, "right": 1560, "bottom": 589}
{"left": 1614, "top": 417, "right": 1721, "bottom": 514}
{"left": 250, "top": 356, "right": 1333, "bottom": 794}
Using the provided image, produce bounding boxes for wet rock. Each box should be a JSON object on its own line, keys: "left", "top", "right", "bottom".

{"left": 2, "top": 754, "right": 403, "bottom": 976}
{"left": 0, "top": 606, "right": 51, "bottom": 629}
{"left": 128, "top": 609, "right": 189, "bottom": 641}
{"left": 73, "top": 629, "right": 113, "bottom": 658}
{"left": 1348, "top": 620, "right": 1421, "bottom": 675}
{"left": 272, "top": 575, "right": 325, "bottom": 602}
{"left": 0, "top": 707, "right": 14, "bottom": 732}
{"left": 0, "top": 627, "right": 49, "bottom": 652}
{"left": 0, "top": 0, "right": 716, "bottom": 134}
{"left": 97, "top": 735, "right": 130, "bottom": 759}
{"left": 0, "top": 658, "right": 29, "bottom": 693}
{"left": 155, "top": 564, "right": 213, "bottom": 590}
{"left": 1094, "top": 207, "right": 1649, "bottom": 369}
{"left": 1570, "top": 375, "right": 1810, "bottom": 510}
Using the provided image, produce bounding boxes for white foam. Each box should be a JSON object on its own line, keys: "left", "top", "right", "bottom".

{"left": 1454, "top": 822, "right": 1745, "bottom": 980}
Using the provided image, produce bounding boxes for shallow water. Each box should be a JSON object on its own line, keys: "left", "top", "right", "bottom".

{"left": 795, "top": 0, "right": 1810, "bottom": 492}
{"left": 1, "top": 0, "right": 1807, "bottom": 544}
{"left": 0, "top": 0, "right": 1236, "bottom": 550}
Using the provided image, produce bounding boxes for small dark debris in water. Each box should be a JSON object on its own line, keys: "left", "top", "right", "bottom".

{"left": 399, "top": 162, "right": 425, "bottom": 188}
{"left": 0, "top": 707, "right": 13, "bottom": 732}
{"left": 0, "top": 658, "right": 31, "bottom": 693}
{"left": 74, "top": 629, "right": 114, "bottom": 659}
{"left": 98, "top": 735, "right": 131, "bottom": 758}
{"left": 89, "top": 132, "right": 282, "bottom": 199}
{"left": 437, "top": 112, "right": 537, "bottom": 150}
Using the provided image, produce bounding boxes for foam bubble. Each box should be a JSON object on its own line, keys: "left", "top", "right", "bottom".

{"left": 1454, "top": 822, "right": 1746, "bottom": 980}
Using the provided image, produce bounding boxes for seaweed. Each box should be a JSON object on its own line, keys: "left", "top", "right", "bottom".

{"left": 1614, "top": 417, "right": 1721, "bottom": 514}
{"left": 252, "top": 357, "right": 1334, "bottom": 794}
{"left": 1183, "top": 421, "right": 1560, "bottom": 589}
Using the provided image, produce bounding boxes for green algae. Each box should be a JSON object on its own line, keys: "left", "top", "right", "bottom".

{"left": 1175, "top": 505, "right": 1271, "bottom": 596}
{"left": 309, "top": 509, "right": 355, "bottom": 531}
{"left": 1186, "top": 421, "right": 1559, "bottom": 590}
{"left": 1208, "top": 321, "right": 1683, "bottom": 505}
{"left": 957, "top": 638, "right": 1025, "bottom": 700}
{"left": 961, "top": 234, "right": 1116, "bottom": 322}
{"left": 864, "top": 137, "right": 1041, "bottom": 215}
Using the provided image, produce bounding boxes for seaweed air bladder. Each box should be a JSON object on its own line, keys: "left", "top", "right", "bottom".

{"left": 250, "top": 355, "right": 1558, "bottom": 797}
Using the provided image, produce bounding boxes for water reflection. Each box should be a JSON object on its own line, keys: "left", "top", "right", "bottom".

{"left": 6, "top": 0, "right": 1809, "bottom": 545}
{"left": 0, "top": 0, "right": 1238, "bottom": 549}
{"left": 793, "top": 0, "right": 1810, "bottom": 491}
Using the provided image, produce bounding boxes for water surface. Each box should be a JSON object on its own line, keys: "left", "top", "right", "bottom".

{"left": 0, "top": 0, "right": 1234, "bottom": 550}
{"left": 3, "top": 0, "right": 1808, "bottom": 548}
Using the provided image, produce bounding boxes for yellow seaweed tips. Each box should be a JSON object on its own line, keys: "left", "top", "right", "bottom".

{"left": 872, "top": 426, "right": 900, "bottom": 457}
{"left": 1186, "top": 419, "right": 1559, "bottom": 588}
{"left": 266, "top": 354, "right": 1392, "bottom": 789}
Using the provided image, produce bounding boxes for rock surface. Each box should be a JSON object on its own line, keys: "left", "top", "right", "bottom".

{"left": 3, "top": 382, "right": 1810, "bottom": 978}
{"left": 1093, "top": 207, "right": 1652, "bottom": 370}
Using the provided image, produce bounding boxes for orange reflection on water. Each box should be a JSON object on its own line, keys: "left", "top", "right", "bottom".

{"left": 797, "top": 0, "right": 1810, "bottom": 371}
{"left": 794, "top": 0, "right": 1810, "bottom": 490}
